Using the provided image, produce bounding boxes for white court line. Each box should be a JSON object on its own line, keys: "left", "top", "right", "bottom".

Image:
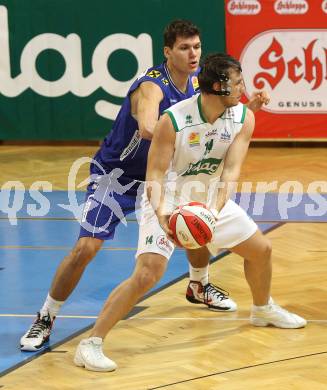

{"left": 130, "top": 317, "right": 250, "bottom": 321}
{"left": 0, "top": 314, "right": 97, "bottom": 319}
{"left": 0, "top": 245, "right": 137, "bottom": 250}
{"left": 1, "top": 314, "right": 326, "bottom": 323}
{"left": 128, "top": 317, "right": 327, "bottom": 323}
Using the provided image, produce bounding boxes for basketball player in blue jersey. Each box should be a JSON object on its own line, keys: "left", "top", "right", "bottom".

{"left": 20, "top": 20, "right": 269, "bottom": 355}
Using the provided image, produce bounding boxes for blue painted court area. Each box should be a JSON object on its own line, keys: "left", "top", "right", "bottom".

{"left": 0, "top": 217, "right": 194, "bottom": 375}
{"left": 1, "top": 189, "right": 320, "bottom": 376}
{"left": 0, "top": 190, "right": 326, "bottom": 222}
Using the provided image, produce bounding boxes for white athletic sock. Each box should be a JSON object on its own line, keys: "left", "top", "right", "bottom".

{"left": 189, "top": 264, "right": 209, "bottom": 286}
{"left": 252, "top": 297, "right": 274, "bottom": 310}
{"left": 40, "top": 294, "right": 65, "bottom": 320}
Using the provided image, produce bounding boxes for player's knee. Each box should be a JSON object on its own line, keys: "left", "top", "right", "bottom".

{"left": 134, "top": 264, "right": 164, "bottom": 293}
{"left": 260, "top": 238, "right": 272, "bottom": 261}
{"left": 71, "top": 238, "right": 103, "bottom": 266}
{"left": 136, "top": 270, "right": 157, "bottom": 292}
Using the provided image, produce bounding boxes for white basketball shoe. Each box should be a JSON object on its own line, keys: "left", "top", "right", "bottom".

{"left": 20, "top": 312, "right": 55, "bottom": 351}
{"left": 186, "top": 281, "right": 237, "bottom": 311}
{"left": 250, "top": 298, "right": 307, "bottom": 329}
{"left": 74, "top": 337, "right": 117, "bottom": 372}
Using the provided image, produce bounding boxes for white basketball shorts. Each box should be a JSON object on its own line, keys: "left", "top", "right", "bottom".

{"left": 135, "top": 198, "right": 258, "bottom": 260}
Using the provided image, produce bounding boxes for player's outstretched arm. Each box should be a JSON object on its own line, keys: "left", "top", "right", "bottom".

{"left": 215, "top": 108, "right": 255, "bottom": 212}
{"left": 146, "top": 113, "right": 176, "bottom": 234}
{"left": 131, "top": 81, "right": 164, "bottom": 140}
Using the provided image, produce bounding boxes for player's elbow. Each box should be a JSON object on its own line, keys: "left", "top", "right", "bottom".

{"left": 139, "top": 125, "right": 153, "bottom": 140}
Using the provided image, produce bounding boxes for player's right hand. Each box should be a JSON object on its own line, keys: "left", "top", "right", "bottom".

{"left": 157, "top": 214, "right": 181, "bottom": 247}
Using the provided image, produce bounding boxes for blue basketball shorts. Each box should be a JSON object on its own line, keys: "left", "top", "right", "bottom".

{"left": 78, "top": 172, "right": 143, "bottom": 241}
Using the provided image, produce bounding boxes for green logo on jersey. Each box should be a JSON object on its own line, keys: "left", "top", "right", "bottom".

{"left": 185, "top": 114, "right": 193, "bottom": 124}
{"left": 145, "top": 235, "right": 153, "bottom": 245}
{"left": 181, "top": 157, "right": 222, "bottom": 176}
{"left": 204, "top": 139, "right": 213, "bottom": 155}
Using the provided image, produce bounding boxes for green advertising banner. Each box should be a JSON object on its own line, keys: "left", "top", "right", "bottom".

{"left": 0, "top": 0, "right": 225, "bottom": 140}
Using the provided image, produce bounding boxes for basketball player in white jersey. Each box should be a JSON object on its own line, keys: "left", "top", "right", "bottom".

{"left": 73, "top": 52, "right": 306, "bottom": 372}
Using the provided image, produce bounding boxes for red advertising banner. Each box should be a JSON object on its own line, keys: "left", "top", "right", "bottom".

{"left": 225, "top": 0, "right": 327, "bottom": 139}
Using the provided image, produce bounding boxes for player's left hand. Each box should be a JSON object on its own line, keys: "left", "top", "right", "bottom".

{"left": 246, "top": 90, "right": 270, "bottom": 113}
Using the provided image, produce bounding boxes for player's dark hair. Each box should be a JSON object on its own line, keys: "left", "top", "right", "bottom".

{"left": 164, "top": 19, "right": 200, "bottom": 48}
{"left": 198, "top": 53, "right": 242, "bottom": 95}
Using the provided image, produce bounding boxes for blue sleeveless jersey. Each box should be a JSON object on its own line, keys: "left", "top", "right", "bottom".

{"left": 93, "top": 62, "right": 200, "bottom": 184}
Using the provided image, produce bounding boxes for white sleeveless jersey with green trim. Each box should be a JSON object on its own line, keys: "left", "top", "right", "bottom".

{"left": 163, "top": 93, "right": 247, "bottom": 208}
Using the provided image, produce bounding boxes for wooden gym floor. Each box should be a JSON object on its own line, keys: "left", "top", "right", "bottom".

{"left": 0, "top": 145, "right": 326, "bottom": 389}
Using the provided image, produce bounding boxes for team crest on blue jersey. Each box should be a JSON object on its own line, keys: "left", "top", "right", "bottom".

{"left": 161, "top": 78, "right": 169, "bottom": 85}
{"left": 146, "top": 70, "right": 161, "bottom": 78}
{"left": 188, "top": 132, "right": 200, "bottom": 147}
